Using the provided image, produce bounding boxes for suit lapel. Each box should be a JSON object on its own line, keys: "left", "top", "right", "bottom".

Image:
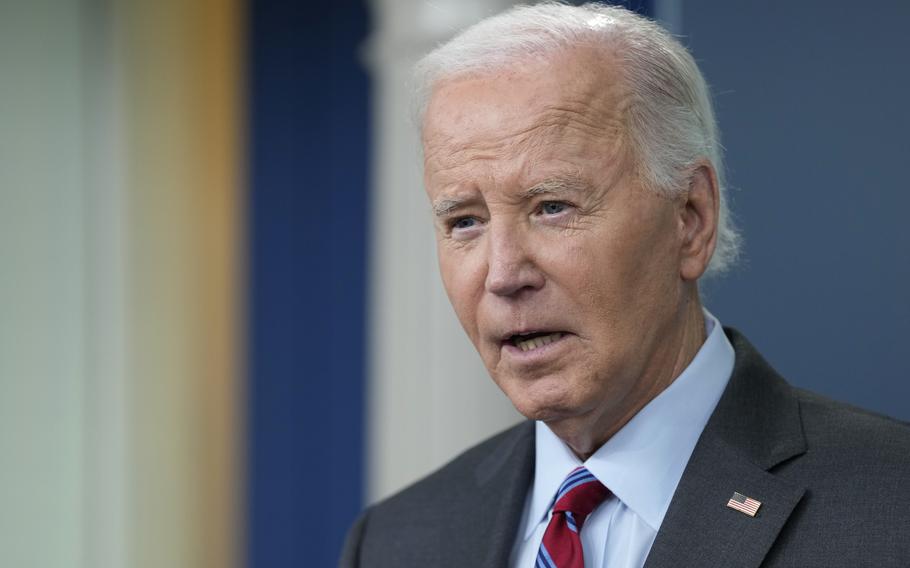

{"left": 477, "top": 423, "right": 535, "bottom": 567}
{"left": 434, "top": 421, "right": 535, "bottom": 568}
{"left": 645, "top": 329, "right": 808, "bottom": 568}
{"left": 643, "top": 436, "right": 805, "bottom": 568}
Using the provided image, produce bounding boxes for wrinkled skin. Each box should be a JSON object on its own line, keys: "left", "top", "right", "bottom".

{"left": 422, "top": 47, "right": 719, "bottom": 458}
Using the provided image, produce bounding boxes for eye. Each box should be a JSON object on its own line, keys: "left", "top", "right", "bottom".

{"left": 452, "top": 217, "right": 478, "bottom": 230}
{"left": 539, "top": 201, "right": 569, "bottom": 215}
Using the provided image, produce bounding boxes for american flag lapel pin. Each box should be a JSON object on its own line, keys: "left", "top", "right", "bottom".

{"left": 726, "top": 492, "right": 761, "bottom": 517}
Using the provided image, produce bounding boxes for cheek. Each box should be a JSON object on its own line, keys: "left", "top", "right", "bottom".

{"left": 548, "top": 234, "right": 629, "bottom": 305}
{"left": 547, "top": 221, "right": 677, "bottom": 327}
{"left": 438, "top": 247, "right": 484, "bottom": 336}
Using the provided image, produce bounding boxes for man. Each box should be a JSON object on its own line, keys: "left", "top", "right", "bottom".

{"left": 342, "top": 4, "right": 910, "bottom": 567}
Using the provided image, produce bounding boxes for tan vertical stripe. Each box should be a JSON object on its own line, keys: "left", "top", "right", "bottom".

{"left": 118, "top": 0, "right": 244, "bottom": 566}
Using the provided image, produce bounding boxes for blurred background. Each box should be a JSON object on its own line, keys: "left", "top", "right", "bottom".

{"left": 0, "top": 0, "right": 907, "bottom": 566}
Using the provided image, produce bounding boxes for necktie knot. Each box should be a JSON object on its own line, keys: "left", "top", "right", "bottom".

{"left": 536, "top": 467, "right": 610, "bottom": 568}
{"left": 551, "top": 467, "right": 609, "bottom": 526}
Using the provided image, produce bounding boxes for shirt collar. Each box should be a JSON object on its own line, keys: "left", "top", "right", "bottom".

{"left": 524, "top": 310, "right": 735, "bottom": 538}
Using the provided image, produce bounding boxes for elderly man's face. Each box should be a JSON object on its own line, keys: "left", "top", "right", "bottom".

{"left": 422, "top": 49, "right": 699, "bottom": 441}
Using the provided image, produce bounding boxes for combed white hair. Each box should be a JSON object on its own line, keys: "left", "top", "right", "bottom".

{"left": 413, "top": 2, "right": 740, "bottom": 276}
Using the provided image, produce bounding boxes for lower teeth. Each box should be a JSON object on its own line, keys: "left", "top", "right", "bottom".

{"left": 515, "top": 332, "right": 563, "bottom": 351}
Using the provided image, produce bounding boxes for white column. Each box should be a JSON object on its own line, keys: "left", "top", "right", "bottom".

{"left": 82, "top": 1, "right": 129, "bottom": 566}
{"left": 0, "top": 2, "right": 130, "bottom": 567}
{"left": 366, "top": 0, "right": 522, "bottom": 503}
{"left": 0, "top": 1, "right": 90, "bottom": 566}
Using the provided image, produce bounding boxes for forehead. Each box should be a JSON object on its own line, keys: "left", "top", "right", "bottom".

{"left": 421, "top": 46, "right": 630, "bottom": 183}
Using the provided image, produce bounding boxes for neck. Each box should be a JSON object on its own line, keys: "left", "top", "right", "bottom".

{"left": 554, "top": 288, "right": 708, "bottom": 460}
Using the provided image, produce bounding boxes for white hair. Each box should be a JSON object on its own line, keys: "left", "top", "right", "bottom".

{"left": 413, "top": 2, "right": 740, "bottom": 276}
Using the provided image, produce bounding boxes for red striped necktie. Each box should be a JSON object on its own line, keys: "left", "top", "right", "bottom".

{"left": 536, "top": 466, "right": 610, "bottom": 568}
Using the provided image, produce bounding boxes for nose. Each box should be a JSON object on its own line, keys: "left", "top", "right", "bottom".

{"left": 484, "top": 222, "right": 545, "bottom": 297}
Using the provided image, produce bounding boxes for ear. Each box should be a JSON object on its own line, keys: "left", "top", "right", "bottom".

{"left": 678, "top": 162, "right": 719, "bottom": 281}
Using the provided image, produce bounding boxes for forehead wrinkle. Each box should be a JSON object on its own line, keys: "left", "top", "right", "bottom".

{"left": 423, "top": 130, "right": 516, "bottom": 186}
{"left": 427, "top": 119, "right": 615, "bottom": 188}
{"left": 426, "top": 96, "right": 620, "bottom": 169}
{"left": 506, "top": 102, "right": 629, "bottom": 167}
{"left": 536, "top": 101, "right": 624, "bottom": 140}
{"left": 423, "top": 62, "right": 634, "bottom": 194}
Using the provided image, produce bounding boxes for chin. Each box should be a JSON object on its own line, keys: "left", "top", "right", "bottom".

{"left": 501, "top": 380, "right": 587, "bottom": 423}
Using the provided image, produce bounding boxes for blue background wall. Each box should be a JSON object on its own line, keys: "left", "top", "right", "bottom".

{"left": 247, "top": 0, "right": 369, "bottom": 566}
{"left": 685, "top": 1, "right": 910, "bottom": 420}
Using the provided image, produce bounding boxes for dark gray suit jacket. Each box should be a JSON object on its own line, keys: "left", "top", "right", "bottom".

{"left": 341, "top": 330, "right": 910, "bottom": 567}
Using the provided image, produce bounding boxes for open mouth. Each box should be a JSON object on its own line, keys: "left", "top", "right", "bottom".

{"left": 507, "top": 331, "right": 565, "bottom": 352}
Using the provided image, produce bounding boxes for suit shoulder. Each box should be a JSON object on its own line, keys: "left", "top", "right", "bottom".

{"left": 764, "top": 389, "right": 910, "bottom": 564}
{"left": 793, "top": 386, "right": 910, "bottom": 465}
{"left": 367, "top": 420, "right": 533, "bottom": 516}
{"left": 344, "top": 422, "right": 534, "bottom": 566}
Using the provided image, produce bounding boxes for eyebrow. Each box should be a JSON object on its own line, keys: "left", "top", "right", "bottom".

{"left": 431, "top": 176, "right": 587, "bottom": 218}
{"left": 432, "top": 198, "right": 464, "bottom": 217}
{"left": 521, "top": 176, "right": 586, "bottom": 198}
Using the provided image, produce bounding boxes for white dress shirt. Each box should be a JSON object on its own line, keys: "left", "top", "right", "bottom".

{"left": 510, "top": 311, "right": 735, "bottom": 568}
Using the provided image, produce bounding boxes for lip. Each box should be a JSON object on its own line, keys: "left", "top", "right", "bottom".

{"left": 500, "top": 332, "right": 573, "bottom": 364}
{"left": 499, "top": 326, "right": 570, "bottom": 341}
